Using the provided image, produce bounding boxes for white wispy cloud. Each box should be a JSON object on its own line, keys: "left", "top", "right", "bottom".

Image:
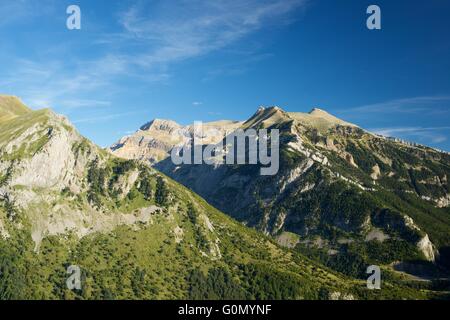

{"left": 348, "top": 96, "right": 450, "bottom": 114}
{"left": 343, "top": 96, "right": 450, "bottom": 148}
{"left": 72, "top": 111, "right": 142, "bottom": 124}
{"left": 371, "top": 126, "right": 450, "bottom": 144}
{"left": 118, "top": 0, "right": 306, "bottom": 67}
{"left": 1, "top": 0, "right": 306, "bottom": 123}
{"left": 0, "top": 59, "right": 113, "bottom": 110}
{"left": 192, "top": 101, "right": 203, "bottom": 106}
{"left": 61, "top": 100, "right": 111, "bottom": 109}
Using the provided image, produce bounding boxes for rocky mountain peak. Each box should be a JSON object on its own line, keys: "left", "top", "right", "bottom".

{"left": 139, "top": 118, "right": 182, "bottom": 132}
{"left": 243, "top": 105, "right": 291, "bottom": 129}
{"left": 309, "top": 107, "right": 329, "bottom": 115}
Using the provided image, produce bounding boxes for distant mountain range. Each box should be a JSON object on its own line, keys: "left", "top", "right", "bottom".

{"left": 1, "top": 95, "right": 449, "bottom": 300}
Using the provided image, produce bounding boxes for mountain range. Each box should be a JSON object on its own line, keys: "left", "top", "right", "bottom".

{"left": 1, "top": 95, "right": 449, "bottom": 299}
{"left": 111, "top": 105, "right": 450, "bottom": 283}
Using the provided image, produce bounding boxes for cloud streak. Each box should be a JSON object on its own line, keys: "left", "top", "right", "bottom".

{"left": 371, "top": 126, "right": 450, "bottom": 144}
{"left": 118, "top": 0, "right": 305, "bottom": 68}
{"left": 348, "top": 96, "right": 450, "bottom": 115}
{"left": 72, "top": 111, "right": 142, "bottom": 124}
{"left": 0, "top": 58, "right": 114, "bottom": 111}
{"left": 0, "top": 0, "right": 306, "bottom": 117}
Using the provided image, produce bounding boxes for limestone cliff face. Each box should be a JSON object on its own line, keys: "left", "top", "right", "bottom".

{"left": 0, "top": 100, "right": 163, "bottom": 250}
{"left": 436, "top": 194, "right": 450, "bottom": 208}
{"left": 0, "top": 108, "right": 96, "bottom": 198}
{"left": 10, "top": 113, "right": 88, "bottom": 191}
{"left": 417, "top": 234, "right": 436, "bottom": 262}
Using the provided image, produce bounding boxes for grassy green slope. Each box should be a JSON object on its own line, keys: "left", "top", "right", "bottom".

{"left": 0, "top": 157, "right": 440, "bottom": 300}
{"left": 0, "top": 95, "right": 32, "bottom": 123}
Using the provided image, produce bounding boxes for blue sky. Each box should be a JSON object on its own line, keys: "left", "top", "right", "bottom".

{"left": 0, "top": 0, "right": 449, "bottom": 150}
